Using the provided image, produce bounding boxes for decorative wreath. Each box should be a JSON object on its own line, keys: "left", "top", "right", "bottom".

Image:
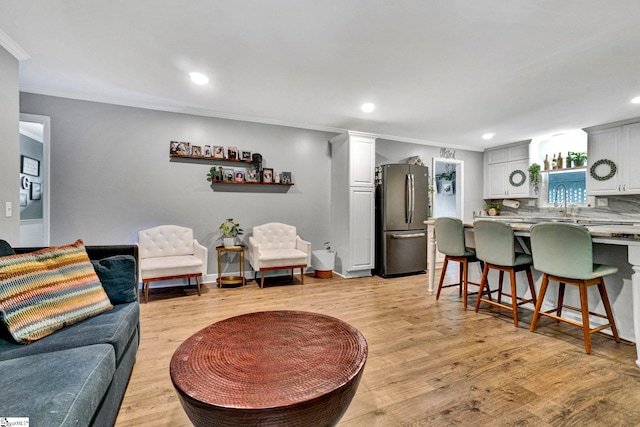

{"left": 509, "top": 169, "right": 526, "bottom": 187}
{"left": 590, "top": 159, "right": 617, "bottom": 181}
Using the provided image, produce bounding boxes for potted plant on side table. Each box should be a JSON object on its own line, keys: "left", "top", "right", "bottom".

{"left": 312, "top": 241, "right": 336, "bottom": 278}
{"left": 219, "top": 218, "right": 243, "bottom": 248}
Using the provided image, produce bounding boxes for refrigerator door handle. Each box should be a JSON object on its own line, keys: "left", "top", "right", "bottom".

{"left": 391, "top": 233, "right": 426, "bottom": 239}
{"left": 410, "top": 174, "right": 415, "bottom": 224}
{"left": 405, "top": 174, "right": 411, "bottom": 223}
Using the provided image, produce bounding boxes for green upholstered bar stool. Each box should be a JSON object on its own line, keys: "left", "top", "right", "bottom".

{"left": 529, "top": 223, "right": 620, "bottom": 354}
{"left": 473, "top": 220, "right": 537, "bottom": 327}
{"left": 434, "top": 217, "right": 483, "bottom": 309}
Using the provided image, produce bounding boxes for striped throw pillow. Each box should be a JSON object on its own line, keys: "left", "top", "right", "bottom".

{"left": 0, "top": 239, "right": 113, "bottom": 344}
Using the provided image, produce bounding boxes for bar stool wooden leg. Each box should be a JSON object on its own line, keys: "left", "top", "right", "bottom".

{"left": 530, "top": 274, "right": 550, "bottom": 331}
{"left": 435, "top": 257, "right": 450, "bottom": 300}
{"left": 598, "top": 279, "right": 620, "bottom": 343}
{"left": 557, "top": 283, "right": 566, "bottom": 321}
{"left": 462, "top": 259, "right": 469, "bottom": 309}
{"left": 578, "top": 283, "right": 592, "bottom": 354}
{"left": 497, "top": 271, "right": 505, "bottom": 304}
{"left": 474, "top": 264, "right": 490, "bottom": 313}
{"left": 458, "top": 262, "right": 464, "bottom": 297}
{"left": 526, "top": 268, "right": 537, "bottom": 305}
{"left": 510, "top": 269, "right": 519, "bottom": 327}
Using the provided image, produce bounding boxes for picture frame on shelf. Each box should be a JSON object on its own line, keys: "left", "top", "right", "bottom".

{"left": 170, "top": 141, "right": 190, "bottom": 156}
{"left": 262, "top": 168, "right": 274, "bottom": 183}
{"left": 192, "top": 145, "right": 202, "bottom": 157}
{"left": 21, "top": 155, "right": 40, "bottom": 176}
{"left": 213, "top": 146, "right": 224, "bottom": 158}
{"left": 227, "top": 146, "right": 238, "bottom": 160}
{"left": 281, "top": 172, "right": 292, "bottom": 184}
{"left": 234, "top": 170, "right": 245, "bottom": 182}
{"left": 31, "top": 182, "right": 42, "bottom": 200}
{"left": 203, "top": 145, "right": 212, "bottom": 157}
{"left": 223, "top": 168, "right": 234, "bottom": 182}
{"left": 246, "top": 167, "right": 258, "bottom": 182}
{"left": 241, "top": 150, "right": 252, "bottom": 161}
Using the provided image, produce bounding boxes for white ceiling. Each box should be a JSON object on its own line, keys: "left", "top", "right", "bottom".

{"left": 2, "top": 1, "right": 640, "bottom": 151}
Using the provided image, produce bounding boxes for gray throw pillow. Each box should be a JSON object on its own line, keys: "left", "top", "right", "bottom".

{"left": 91, "top": 255, "right": 138, "bottom": 304}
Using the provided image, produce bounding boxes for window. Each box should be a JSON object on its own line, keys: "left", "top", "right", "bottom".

{"left": 547, "top": 170, "right": 587, "bottom": 204}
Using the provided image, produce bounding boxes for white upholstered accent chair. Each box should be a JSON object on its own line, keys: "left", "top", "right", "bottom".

{"left": 248, "top": 223, "right": 311, "bottom": 288}
{"left": 138, "top": 225, "right": 208, "bottom": 303}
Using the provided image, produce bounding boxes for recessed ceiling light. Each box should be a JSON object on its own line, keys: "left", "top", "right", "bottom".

{"left": 631, "top": 96, "right": 640, "bottom": 104}
{"left": 189, "top": 72, "right": 209, "bottom": 85}
{"left": 482, "top": 133, "right": 496, "bottom": 140}
{"left": 361, "top": 103, "right": 375, "bottom": 113}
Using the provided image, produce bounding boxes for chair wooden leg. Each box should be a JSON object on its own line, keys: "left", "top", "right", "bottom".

{"left": 530, "top": 274, "right": 550, "bottom": 332}
{"left": 260, "top": 271, "right": 265, "bottom": 288}
{"left": 526, "top": 267, "right": 536, "bottom": 305}
{"left": 462, "top": 259, "right": 469, "bottom": 309}
{"left": 510, "top": 269, "right": 519, "bottom": 327}
{"left": 497, "top": 271, "right": 505, "bottom": 304}
{"left": 578, "top": 283, "right": 592, "bottom": 354}
{"left": 435, "top": 257, "right": 450, "bottom": 300}
{"left": 195, "top": 276, "right": 201, "bottom": 296}
{"left": 300, "top": 267, "right": 304, "bottom": 285}
{"left": 474, "top": 264, "right": 490, "bottom": 313}
{"left": 557, "top": 282, "right": 566, "bottom": 321}
{"left": 598, "top": 278, "right": 620, "bottom": 343}
{"left": 143, "top": 281, "right": 149, "bottom": 304}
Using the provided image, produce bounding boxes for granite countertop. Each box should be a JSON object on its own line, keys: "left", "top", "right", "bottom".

{"left": 426, "top": 217, "right": 640, "bottom": 240}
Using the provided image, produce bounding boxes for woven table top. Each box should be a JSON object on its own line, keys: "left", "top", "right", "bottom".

{"left": 170, "top": 310, "right": 368, "bottom": 410}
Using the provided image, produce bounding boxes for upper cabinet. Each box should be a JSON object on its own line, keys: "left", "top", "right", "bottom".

{"left": 585, "top": 120, "right": 640, "bottom": 195}
{"left": 483, "top": 141, "right": 536, "bottom": 199}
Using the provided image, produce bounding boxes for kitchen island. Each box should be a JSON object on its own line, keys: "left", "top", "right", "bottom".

{"left": 426, "top": 217, "right": 640, "bottom": 367}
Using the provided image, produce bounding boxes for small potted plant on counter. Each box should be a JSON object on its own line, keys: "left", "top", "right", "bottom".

{"left": 485, "top": 203, "right": 501, "bottom": 216}
{"left": 219, "top": 218, "right": 243, "bottom": 248}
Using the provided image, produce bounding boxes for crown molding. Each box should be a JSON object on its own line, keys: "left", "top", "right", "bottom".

{"left": 0, "top": 28, "right": 30, "bottom": 61}
{"left": 20, "top": 86, "right": 482, "bottom": 151}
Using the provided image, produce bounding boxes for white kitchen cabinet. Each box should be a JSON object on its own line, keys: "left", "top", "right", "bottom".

{"left": 586, "top": 120, "right": 640, "bottom": 195}
{"left": 329, "top": 131, "right": 377, "bottom": 277}
{"left": 484, "top": 141, "right": 535, "bottom": 198}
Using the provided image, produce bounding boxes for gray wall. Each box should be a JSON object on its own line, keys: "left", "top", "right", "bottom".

{"left": 20, "top": 93, "right": 335, "bottom": 275}
{"left": 20, "top": 93, "right": 486, "bottom": 276}
{"left": 0, "top": 46, "right": 20, "bottom": 245}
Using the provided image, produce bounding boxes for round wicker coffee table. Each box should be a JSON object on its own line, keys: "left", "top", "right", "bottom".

{"left": 170, "top": 310, "right": 368, "bottom": 427}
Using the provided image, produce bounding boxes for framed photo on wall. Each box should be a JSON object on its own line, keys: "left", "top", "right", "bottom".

{"left": 223, "top": 168, "right": 234, "bottom": 182}
{"left": 213, "top": 146, "right": 224, "bottom": 158}
{"left": 203, "top": 145, "right": 212, "bottom": 157}
{"left": 234, "top": 170, "right": 245, "bottom": 182}
{"left": 241, "top": 150, "right": 252, "bottom": 161}
{"left": 31, "top": 182, "right": 42, "bottom": 200}
{"left": 20, "top": 193, "right": 27, "bottom": 207}
{"left": 227, "top": 146, "right": 238, "bottom": 160}
{"left": 192, "top": 145, "right": 202, "bottom": 157}
{"left": 262, "top": 168, "right": 273, "bottom": 183}
{"left": 281, "top": 172, "right": 292, "bottom": 184}
{"left": 21, "top": 155, "right": 40, "bottom": 177}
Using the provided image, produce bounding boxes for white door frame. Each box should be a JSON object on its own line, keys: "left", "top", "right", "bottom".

{"left": 20, "top": 113, "right": 50, "bottom": 246}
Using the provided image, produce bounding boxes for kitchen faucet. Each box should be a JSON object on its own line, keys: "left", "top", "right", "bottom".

{"left": 554, "top": 183, "right": 568, "bottom": 217}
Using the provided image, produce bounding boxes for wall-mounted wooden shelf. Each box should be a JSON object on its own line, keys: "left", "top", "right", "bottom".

{"left": 169, "top": 154, "right": 252, "bottom": 164}
{"left": 540, "top": 166, "right": 586, "bottom": 174}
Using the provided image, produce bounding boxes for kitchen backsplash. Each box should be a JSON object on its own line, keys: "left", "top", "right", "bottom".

{"left": 488, "top": 195, "right": 640, "bottom": 221}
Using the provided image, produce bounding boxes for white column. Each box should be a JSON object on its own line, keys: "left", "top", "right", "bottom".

{"left": 426, "top": 220, "right": 436, "bottom": 294}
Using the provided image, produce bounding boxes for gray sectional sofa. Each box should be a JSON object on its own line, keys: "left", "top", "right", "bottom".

{"left": 0, "top": 243, "right": 140, "bottom": 427}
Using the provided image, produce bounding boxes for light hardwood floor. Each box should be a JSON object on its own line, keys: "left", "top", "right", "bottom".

{"left": 115, "top": 267, "right": 640, "bottom": 427}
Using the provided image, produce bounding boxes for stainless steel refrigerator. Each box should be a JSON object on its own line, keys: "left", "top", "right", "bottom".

{"left": 375, "top": 164, "right": 429, "bottom": 277}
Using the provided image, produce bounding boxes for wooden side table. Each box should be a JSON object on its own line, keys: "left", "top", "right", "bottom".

{"left": 216, "top": 245, "right": 245, "bottom": 287}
